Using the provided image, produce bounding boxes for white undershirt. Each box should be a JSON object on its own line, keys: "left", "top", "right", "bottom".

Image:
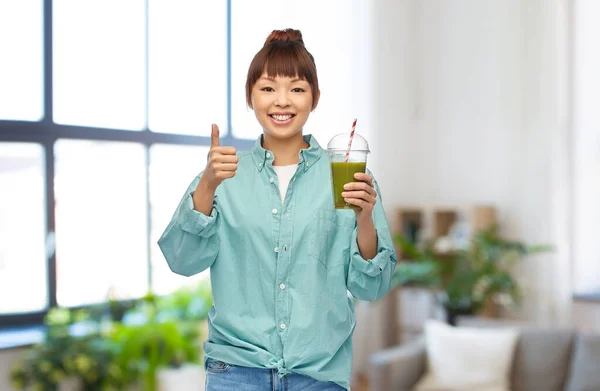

{"left": 273, "top": 164, "right": 297, "bottom": 202}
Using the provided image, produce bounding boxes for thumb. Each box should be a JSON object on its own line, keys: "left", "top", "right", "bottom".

{"left": 211, "top": 124, "right": 220, "bottom": 147}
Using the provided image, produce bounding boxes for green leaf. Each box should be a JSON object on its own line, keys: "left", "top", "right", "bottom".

{"left": 392, "top": 260, "right": 441, "bottom": 288}
{"left": 527, "top": 244, "right": 554, "bottom": 254}
{"left": 393, "top": 234, "right": 422, "bottom": 260}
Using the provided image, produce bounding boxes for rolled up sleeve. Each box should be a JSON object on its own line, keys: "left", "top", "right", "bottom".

{"left": 158, "top": 175, "right": 221, "bottom": 277}
{"left": 346, "top": 176, "right": 397, "bottom": 301}
{"left": 177, "top": 190, "right": 220, "bottom": 237}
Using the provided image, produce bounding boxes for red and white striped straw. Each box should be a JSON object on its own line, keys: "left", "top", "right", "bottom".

{"left": 344, "top": 118, "right": 357, "bottom": 163}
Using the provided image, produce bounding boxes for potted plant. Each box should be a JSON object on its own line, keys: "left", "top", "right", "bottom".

{"left": 154, "top": 281, "right": 213, "bottom": 344}
{"left": 10, "top": 281, "right": 213, "bottom": 391}
{"left": 10, "top": 308, "right": 131, "bottom": 391}
{"left": 393, "top": 225, "right": 552, "bottom": 325}
{"left": 392, "top": 235, "right": 442, "bottom": 289}
{"left": 110, "top": 282, "right": 212, "bottom": 391}
{"left": 109, "top": 320, "right": 200, "bottom": 391}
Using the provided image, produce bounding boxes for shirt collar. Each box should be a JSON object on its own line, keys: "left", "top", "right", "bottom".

{"left": 250, "top": 134, "right": 324, "bottom": 172}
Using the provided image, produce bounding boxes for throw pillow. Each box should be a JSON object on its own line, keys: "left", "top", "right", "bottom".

{"left": 413, "top": 320, "right": 520, "bottom": 391}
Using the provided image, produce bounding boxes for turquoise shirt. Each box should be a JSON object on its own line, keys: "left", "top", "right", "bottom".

{"left": 158, "top": 135, "right": 397, "bottom": 390}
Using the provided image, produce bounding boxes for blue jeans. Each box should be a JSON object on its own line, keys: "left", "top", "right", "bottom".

{"left": 205, "top": 360, "right": 347, "bottom": 391}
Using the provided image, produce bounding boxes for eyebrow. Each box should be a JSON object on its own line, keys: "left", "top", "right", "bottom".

{"left": 258, "top": 76, "right": 305, "bottom": 83}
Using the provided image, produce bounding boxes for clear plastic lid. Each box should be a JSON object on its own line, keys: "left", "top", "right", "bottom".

{"left": 326, "top": 133, "right": 370, "bottom": 153}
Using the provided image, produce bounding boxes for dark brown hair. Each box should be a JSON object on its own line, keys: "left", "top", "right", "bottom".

{"left": 245, "top": 29, "right": 319, "bottom": 108}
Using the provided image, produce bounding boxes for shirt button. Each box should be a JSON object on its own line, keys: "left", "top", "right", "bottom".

{"left": 269, "top": 177, "right": 274, "bottom": 183}
{"left": 280, "top": 323, "right": 287, "bottom": 329}
{"left": 306, "top": 162, "right": 310, "bottom": 167}
{"left": 280, "top": 283, "right": 286, "bottom": 290}
{"left": 274, "top": 247, "right": 279, "bottom": 253}
{"left": 272, "top": 209, "right": 278, "bottom": 215}
{"left": 266, "top": 152, "right": 271, "bottom": 158}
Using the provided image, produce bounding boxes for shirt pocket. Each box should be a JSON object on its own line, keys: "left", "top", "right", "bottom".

{"left": 308, "top": 208, "right": 356, "bottom": 269}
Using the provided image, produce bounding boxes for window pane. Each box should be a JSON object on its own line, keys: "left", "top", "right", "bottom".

{"left": 231, "top": 0, "right": 371, "bottom": 144}
{"left": 148, "top": 0, "right": 227, "bottom": 136}
{"left": 149, "top": 144, "right": 209, "bottom": 295}
{"left": 0, "top": 143, "right": 47, "bottom": 314}
{"left": 53, "top": 0, "right": 145, "bottom": 130}
{"left": 54, "top": 140, "right": 148, "bottom": 306}
{"left": 573, "top": 0, "right": 600, "bottom": 293}
{"left": 0, "top": 0, "right": 43, "bottom": 121}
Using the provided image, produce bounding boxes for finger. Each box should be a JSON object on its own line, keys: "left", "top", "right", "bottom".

{"left": 211, "top": 124, "right": 220, "bottom": 148}
{"left": 344, "top": 182, "right": 377, "bottom": 197}
{"left": 341, "top": 190, "right": 375, "bottom": 201}
{"left": 215, "top": 163, "right": 238, "bottom": 171}
{"left": 216, "top": 170, "right": 236, "bottom": 180}
{"left": 211, "top": 146, "right": 237, "bottom": 156}
{"left": 343, "top": 198, "right": 372, "bottom": 210}
{"left": 341, "top": 191, "right": 377, "bottom": 204}
{"left": 212, "top": 153, "right": 239, "bottom": 163}
{"left": 354, "top": 172, "right": 373, "bottom": 187}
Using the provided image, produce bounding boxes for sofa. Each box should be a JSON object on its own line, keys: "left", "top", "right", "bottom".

{"left": 368, "top": 320, "right": 600, "bottom": 391}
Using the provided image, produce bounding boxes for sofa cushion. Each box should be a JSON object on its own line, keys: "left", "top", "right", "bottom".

{"left": 454, "top": 318, "right": 576, "bottom": 391}
{"left": 415, "top": 373, "right": 506, "bottom": 391}
{"left": 414, "top": 320, "right": 519, "bottom": 391}
{"left": 511, "top": 328, "right": 574, "bottom": 391}
{"left": 565, "top": 333, "right": 600, "bottom": 391}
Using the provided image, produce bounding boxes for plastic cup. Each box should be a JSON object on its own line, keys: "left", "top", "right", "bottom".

{"left": 327, "top": 133, "right": 370, "bottom": 210}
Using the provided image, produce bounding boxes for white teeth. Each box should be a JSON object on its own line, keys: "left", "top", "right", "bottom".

{"left": 272, "top": 114, "right": 292, "bottom": 121}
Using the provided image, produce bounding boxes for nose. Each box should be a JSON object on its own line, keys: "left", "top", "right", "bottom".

{"left": 275, "top": 90, "right": 291, "bottom": 107}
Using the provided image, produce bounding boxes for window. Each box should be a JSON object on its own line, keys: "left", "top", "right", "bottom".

{"left": 0, "top": 143, "right": 47, "bottom": 314}
{"left": 53, "top": 0, "right": 146, "bottom": 130}
{"left": 54, "top": 140, "right": 148, "bottom": 306}
{"left": 0, "top": 0, "right": 370, "bottom": 326}
{"left": 0, "top": 0, "right": 44, "bottom": 121}
{"left": 572, "top": 0, "right": 600, "bottom": 294}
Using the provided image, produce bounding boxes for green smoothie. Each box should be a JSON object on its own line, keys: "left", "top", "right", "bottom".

{"left": 330, "top": 161, "right": 367, "bottom": 209}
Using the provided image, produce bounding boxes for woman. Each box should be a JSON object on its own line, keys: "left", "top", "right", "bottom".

{"left": 158, "top": 28, "right": 397, "bottom": 391}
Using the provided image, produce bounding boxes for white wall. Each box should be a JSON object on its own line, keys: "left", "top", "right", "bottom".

{"left": 369, "top": 0, "right": 572, "bottom": 324}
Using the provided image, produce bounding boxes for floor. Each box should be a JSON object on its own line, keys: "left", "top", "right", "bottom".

{"left": 353, "top": 374, "right": 370, "bottom": 391}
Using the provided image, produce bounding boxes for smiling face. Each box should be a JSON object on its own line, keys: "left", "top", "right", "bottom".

{"left": 245, "top": 38, "right": 320, "bottom": 141}
{"left": 250, "top": 74, "right": 319, "bottom": 140}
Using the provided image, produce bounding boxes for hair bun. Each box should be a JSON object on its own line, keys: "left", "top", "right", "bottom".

{"left": 264, "top": 28, "right": 304, "bottom": 46}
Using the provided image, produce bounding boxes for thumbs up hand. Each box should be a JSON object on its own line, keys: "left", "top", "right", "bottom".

{"left": 200, "top": 124, "right": 238, "bottom": 191}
